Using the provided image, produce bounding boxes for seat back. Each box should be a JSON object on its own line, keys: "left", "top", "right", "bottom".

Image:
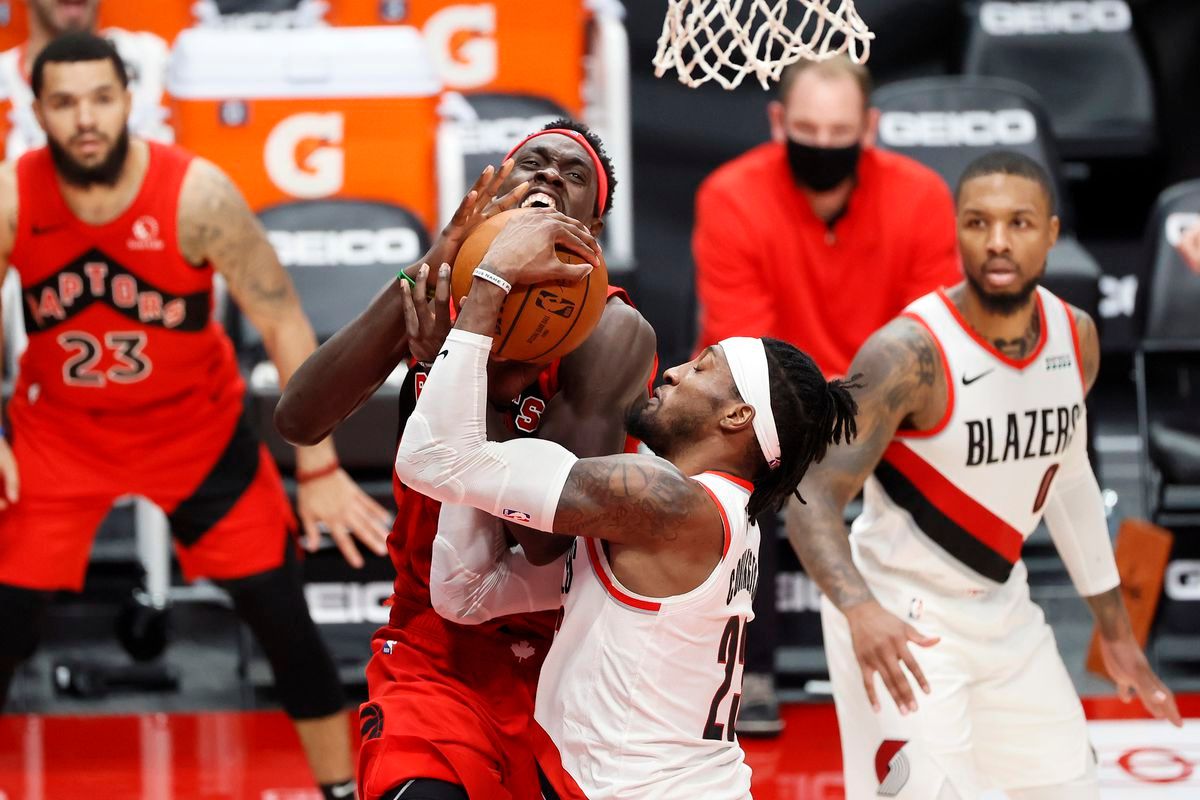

{"left": 1141, "top": 181, "right": 1200, "bottom": 344}
{"left": 963, "top": 0, "right": 1156, "bottom": 158}
{"left": 874, "top": 74, "right": 1072, "bottom": 227}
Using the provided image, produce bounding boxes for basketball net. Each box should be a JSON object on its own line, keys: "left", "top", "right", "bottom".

{"left": 653, "top": 0, "right": 874, "bottom": 90}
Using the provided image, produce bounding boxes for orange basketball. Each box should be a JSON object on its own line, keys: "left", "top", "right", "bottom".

{"left": 452, "top": 208, "right": 609, "bottom": 364}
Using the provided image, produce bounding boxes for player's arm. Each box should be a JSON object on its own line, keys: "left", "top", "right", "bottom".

{"left": 503, "top": 299, "right": 657, "bottom": 565}
{"left": 429, "top": 502, "right": 566, "bottom": 624}
{"left": 177, "top": 157, "right": 391, "bottom": 566}
{"left": 275, "top": 163, "right": 527, "bottom": 445}
{"left": 1044, "top": 307, "right": 1182, "bottom": 726}
{"left": 0, "top": 161, "right": 18, "bottom": 509}
{"left": 393, "top": 211, "right": 725, "bottom": 557}
{"left": 786, "top": 316, "right": 945, "bottom": 713}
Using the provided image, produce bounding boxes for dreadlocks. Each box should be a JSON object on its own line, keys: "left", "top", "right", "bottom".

{"left": 746, "top": 338, "right": 861, "bottom": 518}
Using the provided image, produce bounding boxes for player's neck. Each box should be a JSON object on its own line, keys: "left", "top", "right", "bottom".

{"left": 669, "top": 441, "right": 756, "bottom": 486}
{"left": 956, "top": 284, "right": 1042, "bottom": 360}
{"left": 55, "top": 138, "right": 150, "bottom": 226}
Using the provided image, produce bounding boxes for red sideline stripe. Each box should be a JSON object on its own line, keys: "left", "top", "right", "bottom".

{"left": 884, "top": 441, "right": 1024, "bottom": 563}
{"left": 586, "top": 537, "right": 662, "bottom": 612}
{"left": 697, "top": 480, "right": 732, "bottom": 559}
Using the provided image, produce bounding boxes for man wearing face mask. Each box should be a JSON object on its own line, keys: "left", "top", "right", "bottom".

{"left": 691, "top": 56, "right": 961, "bottom": 736}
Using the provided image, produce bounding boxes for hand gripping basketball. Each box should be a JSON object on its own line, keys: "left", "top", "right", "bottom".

{"left": 480, "top": 209, "right": 601, "bottom": 287}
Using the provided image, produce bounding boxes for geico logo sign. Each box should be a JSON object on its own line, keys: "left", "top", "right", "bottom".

{"left": 264, "top": 112, "right": 344, "bottom": 199}
{"left": 879, "top": 109, "right": 1037, "bottom": 148}
{"left": 461, "top": 115, "right": 561, "bottom": 155}
{"left": 1165, "top": 212, "right": 1200, "bottom": 248}
{"left": 980, "top": 1, "right": 1132, "bottom": 36}
{"left": 269, "top": 228, "right": 423, "bottom": 268}
{"left": 777, "top": 571, "right": 823, "bottom": 613}
{"left": 1164, "top": 560, "right": 1200, "bottom": 601}
{"left": 424, "top": 4, "right": 497, "bottom": 89}
{"left": 305, "top": 582, "right": 393, "bottom": 625}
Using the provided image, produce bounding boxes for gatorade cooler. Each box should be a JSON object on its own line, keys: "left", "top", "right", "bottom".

{"left": 167, "top": 25, "right": 442, "bottom": 229}
{"left": 325, "top": 0, "right": 587, "bottom": 115}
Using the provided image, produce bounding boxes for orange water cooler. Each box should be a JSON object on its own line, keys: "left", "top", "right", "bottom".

{"left": 167, "top": 25, "right": 441, "bottom": 230}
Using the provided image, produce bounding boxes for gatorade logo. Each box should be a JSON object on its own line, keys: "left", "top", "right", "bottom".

{"left": 980, "top": 1, "right": 1133, "bottom": 36}
{"left": 1165, "top": 213, "right": 1200, "bottom": 248}
{"left": 268, "top": 228, "right": 423, "bottom": 268}
{"left": 424, "top": 4, "right": 498, "bottom": 89}
{"left": 879, "top": 109, "right": 1037, "bottom": 148}
{"left": 263, "top": 112, "right": 344, "bottom": 199}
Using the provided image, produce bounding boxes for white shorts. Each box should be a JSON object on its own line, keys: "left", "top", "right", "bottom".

{"left": 822, "top": 563, "right": 1093, "bottom": 799}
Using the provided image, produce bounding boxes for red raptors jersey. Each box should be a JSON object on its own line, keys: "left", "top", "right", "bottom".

{"left": 387, "top": 287, "right": 650, "bottom": 645}
{"left": 10, "top": 142, "right": 242, "bottom": 412}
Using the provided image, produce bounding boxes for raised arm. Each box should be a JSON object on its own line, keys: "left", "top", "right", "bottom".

{"left": 505, "top": 299, "right": 657, "bottom": 564}
{"left": 274, "top": 163, "right": 527, "bottom": 445}
{"left": 393, "top": 211, "right": 724, "bottom": 557}
{"left": 177, "top": 157, "right": 391, "bottom": 567}
{"left": 786, "top": 315, "right": 946, "bottom": 713}
{"left": 1045, "top": 307, "right": 1181, "bottom": 726}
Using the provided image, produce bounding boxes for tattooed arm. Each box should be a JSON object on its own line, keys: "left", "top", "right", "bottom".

{"left": 178, "top": 158, "right": 391, "bottom": 566}
{"left": 0, "top": 162, "right": 18, "bottom": 510}
{"left": 786, "top": 316, "right": 946, "bottom": 713}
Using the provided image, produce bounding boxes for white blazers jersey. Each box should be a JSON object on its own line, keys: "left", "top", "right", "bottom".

{"left": 535, "top": 471, "right": 759, "bottom": 800}
{"left": 0, "top": 28, "right": 172, "bottom": 161}
{"left": 853, "top": 287, "right": 1088, "bottom": 594}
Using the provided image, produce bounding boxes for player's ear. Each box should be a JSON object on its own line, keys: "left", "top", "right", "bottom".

{"left": 1048, "top": 214, "right": 1061, "bottom": 248}
{"left": 589, "top": 217, "right": 605, "bottom": 237}
{"left": 719, "top": 402, "right": 755, "bottom": 433}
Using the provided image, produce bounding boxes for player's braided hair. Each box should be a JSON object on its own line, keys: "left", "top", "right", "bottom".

{"left": 540, "top": 117, "right": 617, "bottom": 216}
{"left": 746, "top": 338, "right": 861, "bottom": 519}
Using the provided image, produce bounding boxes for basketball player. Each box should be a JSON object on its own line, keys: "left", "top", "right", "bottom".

{"left": 787, "top": 151, "right": 1182, "bottom": 800}
{"left": 278, "top": 121, "right": 660, "bottom": 799}
{"left": 393, "top": 207, "right": 857, "bottom": 798}
{"left": 0, "top": 33, "right": 391, "bottom": 800}
{"left": 0, "top": 0, "right": 171, "bottom": 159}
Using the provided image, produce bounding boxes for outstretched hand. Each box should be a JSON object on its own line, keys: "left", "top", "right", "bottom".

{"left": 1099, "top": 634, "right": 1183, "bottom": 727}
{"left": 427, "top": 161, "right": 530, "bottom": 267}
{"left": 400, "top": 262, "right": 453, "bottom": 364}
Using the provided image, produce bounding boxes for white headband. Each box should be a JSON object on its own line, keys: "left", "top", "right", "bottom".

{"left": 719, "top": 337, "right": 781, "bottom": 470}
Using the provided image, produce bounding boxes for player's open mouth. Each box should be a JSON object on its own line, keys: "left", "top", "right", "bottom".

{"left": 521, "top": 192, "right": 559, "bottom": 210}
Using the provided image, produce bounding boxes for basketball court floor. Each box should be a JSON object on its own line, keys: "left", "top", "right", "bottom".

{"left": 2, "top": 697, "right": 1197, "bottom": 799}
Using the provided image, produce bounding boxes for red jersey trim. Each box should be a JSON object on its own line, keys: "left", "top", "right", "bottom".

{"left": 530, "top": 722, "right": 592, "bottom": 800}
{"left": 936, "top": 288, "right": 1049, "bottom": 369}
{"left": 883, "top": 441, "right": 1024, "bottom": 563}
{"left": 585, "top": 537, "right": 662, "bottom": 613}
{"left": 704, "top": 470, "right": 755, "bottom": 493}
{"left": 1061, "top": 297, "right": 1087, "bottom": 393}
{"left": 895, "top": 312, "right": 955, "bottom": 439}
{"left": 696, "top": 480, "right": 732, "bottom": 559}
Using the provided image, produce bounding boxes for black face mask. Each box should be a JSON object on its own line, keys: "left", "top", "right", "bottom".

{"left": 785, "top": 138, "right": 861, "bottom": 192}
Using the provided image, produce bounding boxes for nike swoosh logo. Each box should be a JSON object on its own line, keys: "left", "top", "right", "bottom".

{"left": 961, "top": 369, "right": 995, "bottom": 386}
{"left": 434, "top": 349, "right": 449, "bottom": 362}
{"left": 329, "top": 781, "right": 356, "bottom": 799}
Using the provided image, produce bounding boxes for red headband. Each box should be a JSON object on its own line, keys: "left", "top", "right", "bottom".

{"left": 504, "top": 128, "right": 608, "bottom": 216}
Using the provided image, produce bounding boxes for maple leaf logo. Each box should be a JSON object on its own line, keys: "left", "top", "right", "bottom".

{"left": 511, "top": 641, "right": 536, "bottom": 661}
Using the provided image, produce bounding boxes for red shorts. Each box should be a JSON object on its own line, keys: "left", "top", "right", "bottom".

{"left": 357, "top": 607, "right": 551, "bottom": 800}
{"left": 0, "top": 389, "right": 295, "bottom": 591}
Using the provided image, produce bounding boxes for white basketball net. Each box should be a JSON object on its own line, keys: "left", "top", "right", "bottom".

{"left": 653, "top": 0, "right": 875, "bottom": 90}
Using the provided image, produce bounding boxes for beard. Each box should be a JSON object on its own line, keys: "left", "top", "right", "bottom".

{"left": 965, "top": 261, "right": 1045, "bottom": 316}
{"left": 625, "top": 393, "right": 709, "bottom": 458}
{"left": 47, "top": 127, "right": 130, "bottom": 188}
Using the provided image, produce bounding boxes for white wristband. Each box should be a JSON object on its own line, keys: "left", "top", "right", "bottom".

{"left": 472, "top": 266, "right": 512, "bottom": 295}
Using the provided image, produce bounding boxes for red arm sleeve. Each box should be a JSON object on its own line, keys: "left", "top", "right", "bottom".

{"left": 691, "top": 176, "right": 776, "bottom": 354}
{"left": 901, "top": 175, "right": 962, "bottom": 306}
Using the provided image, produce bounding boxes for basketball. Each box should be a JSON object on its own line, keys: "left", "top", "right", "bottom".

{"left": 451, "top": 208, "right": 609, "bottom": 364}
